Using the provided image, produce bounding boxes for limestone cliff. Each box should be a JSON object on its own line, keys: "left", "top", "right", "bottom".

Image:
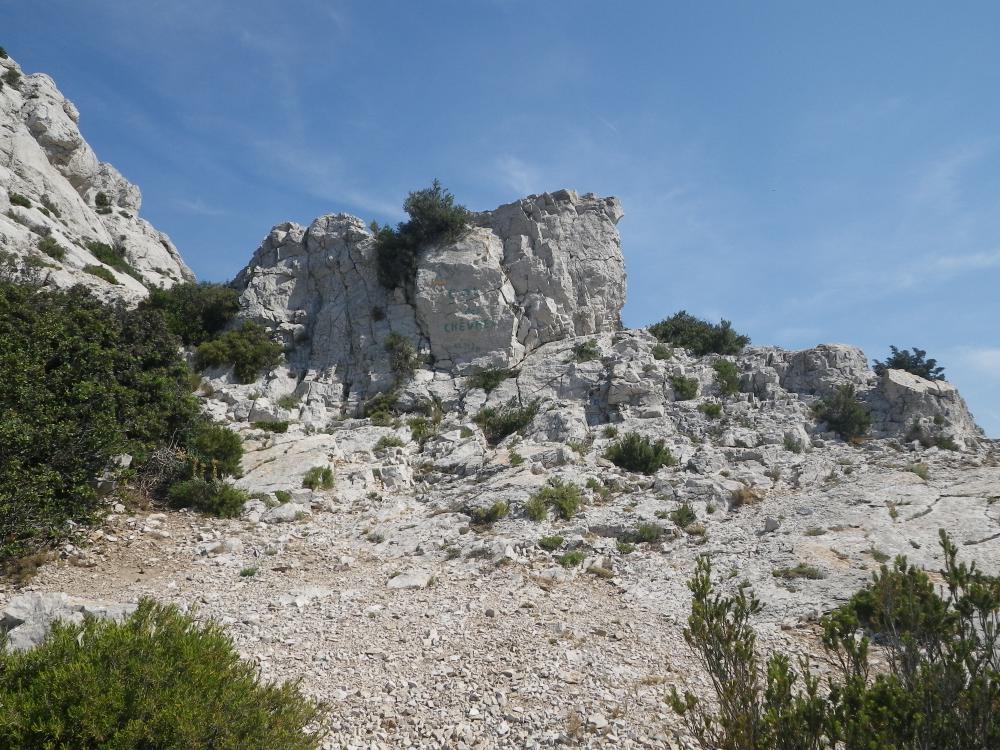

{"left": 0, "top": 54, "right": 192, "bottom": 298}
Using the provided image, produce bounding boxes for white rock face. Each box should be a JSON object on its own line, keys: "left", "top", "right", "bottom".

{"left": 0, "top": 55, "right": 192, "bottom": 300}
{"left": 1, "top": 592, "right": 136, "bottom": 652}
{"left": 233, "top": 189, "right": 625, "bottom": 417}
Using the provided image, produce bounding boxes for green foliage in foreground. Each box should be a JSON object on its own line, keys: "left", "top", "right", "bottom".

{"left": 649, "top": 310, "right": 750, "bottom": 356}
{"left": 85, "top": 240, "right": 143, "bottom": 283}
{"left": 374, "top": 180, "right": 471, "bottom": 289}
{"left": 670, "top": 531, "right": 999, "bottom": 750}
{"left": 194, "top": 321, "right": 283, "bottom": 383}
{"left": 0, "top": 599, "right": 323, "bottom": 749}
{"left": 142, "top": 281, "right": 240, "bottom": 346}
{"left": 712, "top": 359, "right": 741, "bottom": 397}
{"left": 0, "top": 281, "right": 203, "bottom": 562}
{"left": 813, "top": 384, "right": 872, "bottom": 441}
{"left": 603, "top": 432, "right": 676, "bottom": 474}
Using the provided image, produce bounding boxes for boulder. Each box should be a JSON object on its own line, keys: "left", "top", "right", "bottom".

{"left": 1, "top": 592, "right": 137, "bottom": 652}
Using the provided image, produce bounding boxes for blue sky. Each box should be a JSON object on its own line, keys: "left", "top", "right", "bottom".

{"left": 6, "top": 1, "right": 1000, "bottom": 435}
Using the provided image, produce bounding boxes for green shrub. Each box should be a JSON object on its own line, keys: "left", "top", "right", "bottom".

{"left": 8, "top": 192, "right": 30, "bottom": 208}
{"left": 772, "top": 563, "right": 825, "bottom": 580}
{"left": 475, "top": 399, "right": 540, "bottom": 444}
{"left": 813, "top": 384, "right": 871, "bottom": 441}
{"left": 253, "top": 420, "right": 289, "bottom": 433}
{"left": 712, "top": 359, "right": 740, "bottom": 396}
{"left": 616, "top": 540, "right": 635, "bottom": 554}
{"left": 671, "top": 532, "right": 1000, "bottom": 750}
{"left": 604, "top": 432, "right": 676, "bottom": 474}
{"left": 603, "top": 425, "right": 619, "bottom": 438}
{"left": 407, "top": 416, "right": 436, "bottom": 443}
{"left": 538, "top": 535, "right": 564, "bottom": 551}
{"left": 468, "top": 500, "right": 509, "bottom": 526}
{"left": 907, "top": 462, "right": 930, "bottom": 480}
{"left": 374, "top": 435, "right": 406, "bottom": 451}
{"left": 698, "top": 401, "right": 722, "bottom": 419}
{"left": 83, "top": 264, "right": 119, "bottom": 284}
{"left": 384, "top": 332, "right": 419, "bottom": 383}
{"left": 277, "top": 394, "right": 300, "bottom": 410}
{"left": 2, "top": 68, "right": 21, "bottom": 89}
{"left": 508, "top": 449, "right": 525, "bottom": 466}
{"left": 375, "top": 180, "right": 471, "bottom": 289}
{"left": 629, "top": 523, "right": 664, "bottom": 544}
{"left": 0, "top": 282, "right": 202, "bottom": 560}
{"left": 184, "top": 421, "right": 242, "bottom": 480}
{"left": 467, "top": 367, "right": 514, "bottom": 393}
{"left": 40, "top": 194, "right": 61, "bottom": 217}
{"left": 141, "top": 282, "right": 240, "bottom": 346}
{"left": 649, "top": 310, "right": 750, "bottom": 356}
{"left": 558, "top": 550, "right": 585, "bottom": 567}
{"left": 37, "top": 235, "right": 66, "bottom": 261}
{"left": 670, "top": 503, "right": 697, "bottom": 528}
{"left": 651, "top": 343, "right": 673, "bottom": 360}
{"left": 167, "top": 478, "right": 247, "bottom": 517}
{"left": 0, "top": 46, "right": 7, "bottom": 59}
{"left": 302, "top": 466, "right": 334, "bottom": 490}
{"left": 783, "top": 433, "right": 804, "bottom": 453}
{"left": 906, "top": 421, "right": 960, "bottom": 451}
{"left": 85, "top": 240, "right": 143, "bottom": 282}
{"left": 526, "top": 478, "right": 583, "bottom": 521}
{"left": 194, "top": 322, "right": 282, "bottom": 383}
{"left": 364, "top": 390, "right": 399, "bottom": 426}
{"left": 874, "top": 345, "right": 945, "bottom": 381}
{"left": 273, "top": 490, "right": 292, "bottom": 504}
{"left": 0, "top": 598, "right": 322, "bottom": 749}
{"left": 94, "top": 191, "right": 112, "bottom": 208}
{"left": 670, "top": 374, "right": 699, "bottom": 400}
{"left": 570, "top": 339, "right": 600, "bottom": 362}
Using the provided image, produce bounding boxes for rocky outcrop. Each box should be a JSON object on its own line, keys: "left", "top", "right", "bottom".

{"left": 1, "top": 592, "right": 136, "bottom": 651}
{"left": 232, "top": 189, "right": 625, "bottom": 415}
{"left": 0, "top": 55, "right": 191, "bottom": 299}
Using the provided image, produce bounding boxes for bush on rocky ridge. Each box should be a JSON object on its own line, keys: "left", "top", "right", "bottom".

{"left": 874, "top": 345, "right": 946, "bottom": 381}
{"left": 670, "top": 531, "right": 1000, "bottom": 750}
{"left": 374, "top": 180, "right": 471, "bottom": 289}
{"left": 0, "top": 598, "right": 323, "bottom": 749}
{"left": 649, "top": 310, "right": 750, "bottom": 356}
{"left": 475, "top": 399, "right": 540, "bottom": 445}
{"left": 167, "top": 478, "right": 247, "bottom": 517}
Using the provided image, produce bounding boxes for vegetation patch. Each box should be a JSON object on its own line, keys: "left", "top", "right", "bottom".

{"left": 82, "top": 263, "right": 119, "bottom": 284}
{"left": 813, "top": 384, "right": 871, "bottom": 441}
{"left": 558, "top": 550, "right": 585, "bottom": 568}
{"left": 301, "top": 465, "right": 334, "bottom": 491}
{"left": 35, "top": 235, "right": 66, "bottom": 262}
{"left": 167, "top": 479, "right": 247, "bottom": 518}
{"left": 698, "top": 401, "right": 722, "bottom": 419}
{"left": 874, "top": 345, "right": 945, "bottom": 381}
{"left": 712, "top": 359, "right": 740, "bottom": 396}
{"left": 604, "top": 432, "right": 676, "bottom": 474}
{"left": 772, "top": 563, "right": 826, "bottom": 580}
{"left": 670, "top": 503, "right": 697, "bottom": 529}
{"left": 374, "top": 435, "right": 406, "bottom": 451}
{"left": 384, "top": 332, "right": 419, "bottom": 383}
{"left": 525, "top": 478, "right": 583, "bottom": 521}
{"left": 538, "top": 535, "right": 564, "bottom": 551}
{"left": 468, "top": 500, "right": 509, "bottom": 526}
{"left": 651, "top": 343, "right": 673, "bottom": 360}
{"left": 670, "top": 533, "right": 998, "bottom": 749}
{"left": 649, "top": 310, "right": 750, "bottom": 356}
{"left": 0, "top": 281, "right": 212, "bottom": 562}
{"left": 475, "top": 399, "right": 540, "bottom": 445}
{"left": 85, "top": 240, "right": 143, "bottom": 283}
{"left": 0, "top": 599, "right": 322, "bottom": 749}
{"left": 253, "top": 420, "right": 289, "bottom": 433}
{"left": 570, "top": 339, "right": 600, "bottom": 363}
{"left": 194, "top": 322, "right": 283, "bottom": 384}
{"left": 670, "top": 374, "right": 699, "bottom": 401}
{"left": 142, "top": 282, "right": 240, "bottom": 346}
{"left": 467, "top": 367, "right": 515, "bottom": 394}
{"left": 373, "top": 180, "right": 471, "bottom": 290}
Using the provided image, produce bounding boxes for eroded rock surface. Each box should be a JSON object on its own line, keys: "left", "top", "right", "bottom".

{"left": 0, "top": 55, "right": 191, "bottom": 299}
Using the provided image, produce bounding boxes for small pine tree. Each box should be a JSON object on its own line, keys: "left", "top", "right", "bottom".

{"left": 874, "top": 345, "right": 945, "bottom": 381}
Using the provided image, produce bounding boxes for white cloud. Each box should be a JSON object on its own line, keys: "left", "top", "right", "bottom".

{"left": 954, "top": 347, "right": 1000, "bottom": 378}
{"left": 173, "top": 197, "right": 227, "bottom": 217}
{"left": 495, "top": 155, "right": 542, "bottom": 196}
